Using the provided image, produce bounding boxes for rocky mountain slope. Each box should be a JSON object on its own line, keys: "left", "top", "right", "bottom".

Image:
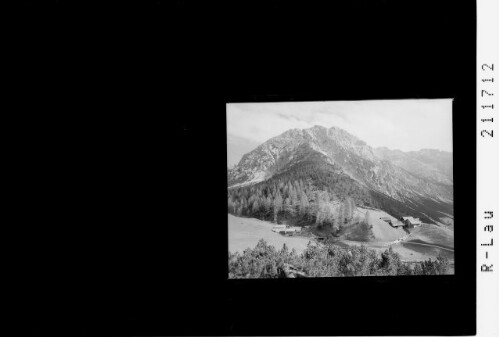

{"left": 227, "top": 133, "right": 260, "bottom": 168}
{"left": 228, "top": 125, "right": 453, "bottom": 224}
{"left": 374, "top": 147, "right": 452, "bottom": 185}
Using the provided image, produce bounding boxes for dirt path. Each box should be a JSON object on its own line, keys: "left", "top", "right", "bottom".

{"left": 406, "top": 224, "right": 454, "bottom": 249}
{"left": 402, "top": 241, "right": 454, "bottom": 252}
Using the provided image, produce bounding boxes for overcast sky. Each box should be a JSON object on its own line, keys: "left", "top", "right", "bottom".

{"left": 227, "top": 99, "right": 452, "bottom": 164}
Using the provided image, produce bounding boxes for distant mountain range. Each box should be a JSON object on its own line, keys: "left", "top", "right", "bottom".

{"left": 373, "top": 147, "right": 452, "bottom": 185}
{"left": 228, "top": 125, "right": 453, "bottom": 224}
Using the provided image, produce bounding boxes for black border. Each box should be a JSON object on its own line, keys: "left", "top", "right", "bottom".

{"left": 25, "top": 1, "right": 476, "bottom": 335}
{"left": 219, "top": 1, "right": 476, "bottom": 336}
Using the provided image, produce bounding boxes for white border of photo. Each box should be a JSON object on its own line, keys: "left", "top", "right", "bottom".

{"left": 477, "top": 0, "right": 499, "bottom": 336}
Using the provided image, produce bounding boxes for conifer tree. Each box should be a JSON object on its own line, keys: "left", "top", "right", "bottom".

{"left": 286, "top": 181, "right": 293, "bottom": 197}
{"left": 264, "top": 196, "right": 272, "bottom": 214}
{"left": 338, "top": 203, "right": 346, "bottom": 226}
{"left": 228, "top": 198, "right": 235, "bottom": 214}
{"left": 315, "top": 201, "right": 324, "bottom": 225}
{"left": 252, "top": 198, "right": 260, "bottom": 214}
{"left": 299, "top": 191, "right": 309, "bottom": 216}
{"left": 273, "top": 192, "right": 283, "bottom": 222}
{"left": 364, "top": 210, "right": 371, "bottom": 227}
{"left": 349, "top": 198, "right": 356, "bottom": 218}
{"left": 289, "top": 186, "right": 298, "bottom": 207}
{"left": 344, "top": 198, "right": 353, "bottom": 224}
{"left": 284, "top": 197, "right": 295, "bottom": 217}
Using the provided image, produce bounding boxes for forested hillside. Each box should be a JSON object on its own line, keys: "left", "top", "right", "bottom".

{"left": 228, "top": 156, "right": 368, "bottom": 235}
{"left": 228, "top": 152, "right": 445, "bottom": 234}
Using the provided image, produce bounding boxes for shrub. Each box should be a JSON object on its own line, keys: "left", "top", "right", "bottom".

{"left": 228, "top": 240, "right": 451, "bottom": 278}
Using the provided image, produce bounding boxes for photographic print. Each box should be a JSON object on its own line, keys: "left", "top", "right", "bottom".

{"left": 228, "top": 100, "right": 454, "bottom": 278}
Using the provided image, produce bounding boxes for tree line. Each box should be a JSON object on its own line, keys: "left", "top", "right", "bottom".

{"left": 228, "top": 177, "right": 359, "bottom": 231}
{"left": 228, "top": 239, "right": 451, "bottom": 278}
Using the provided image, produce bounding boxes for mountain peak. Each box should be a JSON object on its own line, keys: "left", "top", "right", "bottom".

{"left": 311, "top": 125, "right": 326, "bottom": 130}
{"left": 229, "top": 124, "right": 453, "bottom": 206}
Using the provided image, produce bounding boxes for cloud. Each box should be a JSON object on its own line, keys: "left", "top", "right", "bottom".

{"left": 227, "top": 99, "right": 453, "bottom": 154}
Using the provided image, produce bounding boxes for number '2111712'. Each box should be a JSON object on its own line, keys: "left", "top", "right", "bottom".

{"left": 481, "top": 63, "right": 494, "bottom": 138}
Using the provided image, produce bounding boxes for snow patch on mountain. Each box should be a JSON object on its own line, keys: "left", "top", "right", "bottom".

{"left": 230, "top": 171, "right": 266, "bottom": 188}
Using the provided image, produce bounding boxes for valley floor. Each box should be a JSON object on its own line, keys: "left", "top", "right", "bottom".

{"left": 228, "top": 214, "right": 314, "bottom": 254}
{"left": 228, "top": 212, "right": 454, "bottom": 272}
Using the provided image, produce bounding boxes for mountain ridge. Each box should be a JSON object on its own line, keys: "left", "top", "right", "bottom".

{"left": 228, "top": 125, "right": 453, "bottom": 224}
{"left": 229, "top": 126, "right": 452, "bottom": 197}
